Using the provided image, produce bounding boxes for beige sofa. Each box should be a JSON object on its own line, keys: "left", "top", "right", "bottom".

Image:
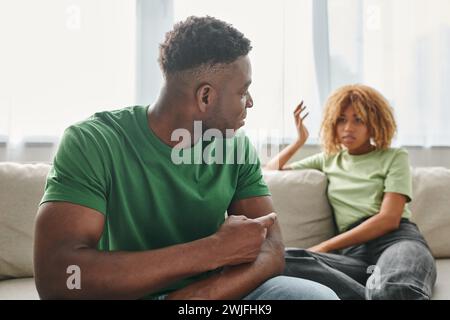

{"left": 0, "top": 163, "right": 449, "bottom": 300}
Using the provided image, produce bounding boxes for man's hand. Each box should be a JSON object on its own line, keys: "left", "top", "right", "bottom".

{"left": 254, "top": 212, "right": 277, "bottom": 238}
{"left": 211, "top": 212, "right": 277, "bottom": 267}
{"left": 166, "top": 211, "right": 281, "bottom": 300}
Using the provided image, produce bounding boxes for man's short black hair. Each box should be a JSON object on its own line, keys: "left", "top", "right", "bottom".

{"left": 159, "top": 16, "right": 252, "bottom": 76}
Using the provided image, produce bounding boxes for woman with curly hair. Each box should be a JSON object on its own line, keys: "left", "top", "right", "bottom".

{"left": 266, "top": 84, "right": 437, "bottom": 300}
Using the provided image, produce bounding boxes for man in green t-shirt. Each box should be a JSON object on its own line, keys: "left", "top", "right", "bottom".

{"left": 33, "top": 16, "right": 338, "bottom": 300}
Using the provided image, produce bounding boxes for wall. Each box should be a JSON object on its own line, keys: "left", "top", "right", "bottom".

{"left": 1, "top": 143, "right": 449, "bottom": 168}
{"left": 285, "top": 145, "right": 450, "bottom": 168}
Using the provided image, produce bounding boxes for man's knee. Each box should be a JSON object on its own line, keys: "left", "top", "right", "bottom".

{"left": 251, "top": 276, "right": 339, "bottom": 300}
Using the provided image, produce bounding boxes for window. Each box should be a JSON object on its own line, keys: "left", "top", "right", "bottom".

{"left": 174, "top": 0, "right": 450, "bottom": 148}
{"left": 2, "top": 0, "right": 449, "bottom": 163}
{"left": 0, "top": 0, "right": 136, "bottom": 146}
{"left": 328, "top": 0, "right": 450, "bottom": 147}
{"left": 173, "top": 0, "right": 323, "bottom": 154}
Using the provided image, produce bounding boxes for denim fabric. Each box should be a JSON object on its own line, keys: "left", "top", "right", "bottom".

{"left": 153, "top": 277, "right": 339, "bottom": 300}
{"left": 243, "top": 276, "right": 339, "bottom": 300}
{"left": 283, "top": 219, "right": 437, "bottom": 300}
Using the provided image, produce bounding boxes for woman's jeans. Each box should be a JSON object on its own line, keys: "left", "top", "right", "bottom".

{"left": 283, "top": 219, "right": 437, "bottom": 300}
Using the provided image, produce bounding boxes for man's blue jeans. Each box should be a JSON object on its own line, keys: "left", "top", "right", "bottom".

{"left": 243, "top": 276, "right": 339, "bottom": 300}
{"left": 156, "top": 276, "right": 338, "bottom": 300}
{"left": 283, "top": 219, "right": 437, "bottom": 300}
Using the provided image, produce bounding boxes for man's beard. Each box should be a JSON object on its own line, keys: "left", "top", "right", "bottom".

{"left": 203, "top": 107, "right": 236, "bottom": 137}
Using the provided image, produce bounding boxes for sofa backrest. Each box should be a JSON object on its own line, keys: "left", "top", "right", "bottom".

{"left": 0, "top": 163, "right": 50, "bottom": 280}
{"left": 409, "top": 167, "right": 450, "bottom": 258}
{"left": 0, "top": 163, "right": 449, "bottom": 280}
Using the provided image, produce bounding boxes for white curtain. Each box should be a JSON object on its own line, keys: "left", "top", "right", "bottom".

{"left": 174, "top": 0, "right": 450, "bottom": 149}
{"left": 0, "top": 0, "right": 137, "bottom": 153}
{"left": 2, "top": 0, "right": 448, "bottom": 162}
{"left": 173, "top": 0, "right": 322, "bottom": 160}
{"left": 328, "top": 0, "right": 450, "bottom": 147}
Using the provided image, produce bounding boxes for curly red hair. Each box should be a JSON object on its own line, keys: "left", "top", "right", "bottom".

{"left": 320, "top": 84, "right": 397, "bottom": 155}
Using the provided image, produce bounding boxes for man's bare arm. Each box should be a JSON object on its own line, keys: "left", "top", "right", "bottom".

{"left": 34, "top": 202, "right": 269, "bottom": 299}
{"left": 166, "top": 196, "right": 285, "bottom": 300}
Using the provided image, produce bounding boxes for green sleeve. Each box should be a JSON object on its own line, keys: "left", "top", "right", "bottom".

{"left": 40, "top": 125, "right": 109, "bottom": 214}
{"left": 232, "top": 135, "right": 271, "bottom": 202}
{"left": 384, "top": 148, "right": 413, "bottom": 203}
{"left": 289, "top": 153, "right": 325, "bottom": 171}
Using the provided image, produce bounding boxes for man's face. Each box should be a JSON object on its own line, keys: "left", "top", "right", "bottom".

{"left": 205, "top": 56, "right": 253, "bottom": 135}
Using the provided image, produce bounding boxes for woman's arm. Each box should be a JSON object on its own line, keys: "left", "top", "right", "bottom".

{"left": 308, "top": 193, "right": 406, "bottom": 253}
{"left": 264, "top": 140, "right": 303, "bottom": 171}
{"left": 265, "top": 102, "right": 309, "bottom": 171}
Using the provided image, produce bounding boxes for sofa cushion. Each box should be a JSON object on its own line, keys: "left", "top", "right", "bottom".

{"left": 1, "top": 163, "right": 449, "bottom": 281}
{"left": 0, "top": 163, "right": 51, "bottom": 280}
{"left": 0, "top": 277, "right": 39, "bottom": 300}
{"left": 410, "top": 167, "right": 450, "bottom": 258}
{"left": 263, "top": 170, "right": 336, "bottom": 249}
{"left": 433, "top": 259, "right": 450, "bottom": 300}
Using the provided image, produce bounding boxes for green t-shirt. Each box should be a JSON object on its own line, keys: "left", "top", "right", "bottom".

{"left": 290, "top": 148, "right": 413, "bottom": 233}
{"left": 40, "top": 105, "right": 270, "bottom": 299}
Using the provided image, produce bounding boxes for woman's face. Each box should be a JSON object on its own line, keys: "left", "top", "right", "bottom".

{"left": 336, "top": 105, "right": 373, "bottom": 155}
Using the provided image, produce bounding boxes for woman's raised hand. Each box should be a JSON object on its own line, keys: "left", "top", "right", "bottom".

{"left": 294, "top": 101, "right": 310, "bottom": 146}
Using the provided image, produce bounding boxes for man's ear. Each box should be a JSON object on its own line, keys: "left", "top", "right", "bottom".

{"left": 196, "top": 83, "right": 217, "bottom": 113}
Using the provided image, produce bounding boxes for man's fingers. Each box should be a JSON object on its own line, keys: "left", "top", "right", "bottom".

{"left": 254, "top": 212, "right": 277, "bottom": 228}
